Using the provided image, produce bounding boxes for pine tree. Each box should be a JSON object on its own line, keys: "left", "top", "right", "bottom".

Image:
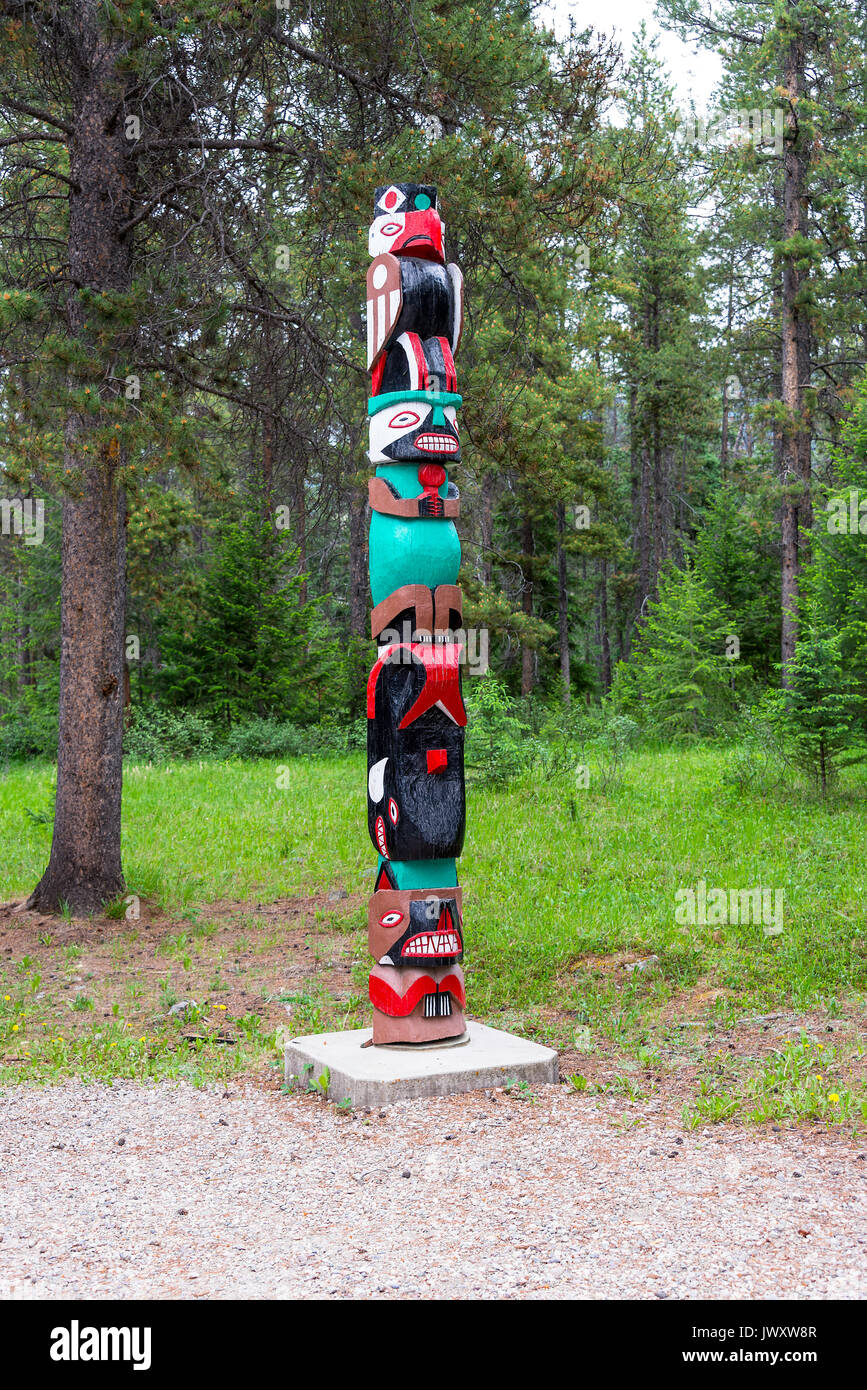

{"left": 158, "top": 515, "right": 333, "bottom": 728}
{"left": 765, "top": 629, "right": 865, "bottom": 793}
{"left": 0, "top": 0, "right": 620, "bottom": 909}
{"left": 614, "top": 563, "right": 748, "bottom": 738}
{"left": 659, "top": 0, "right": 867, "bottom": 676}
{"left": 804, "top": 371, "right": 867, "bottom": 712}
{"left": 601, "top": 27, "right": 716, "bottom": 629}
{"left": 694, "top": 484, "right": 780, "bottom": 679}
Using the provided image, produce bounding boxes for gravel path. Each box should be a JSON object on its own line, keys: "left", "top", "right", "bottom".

{"left": 1, "top": 1080, "right": 866, "bottom": 1299}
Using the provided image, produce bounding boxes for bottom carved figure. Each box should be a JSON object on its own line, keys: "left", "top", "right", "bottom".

{"left": 368, "top": 962, "right": 466, "bottom": 1044}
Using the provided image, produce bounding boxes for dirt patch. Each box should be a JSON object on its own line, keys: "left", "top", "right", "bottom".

{"left": 2, "top": 895, "right": 865, "bottom": 1130}
{"left": 0, "top": 891, "right": 366, "bottom": 1054}
{"left": 560, "top": 949, "right": 656, "bottom": 979}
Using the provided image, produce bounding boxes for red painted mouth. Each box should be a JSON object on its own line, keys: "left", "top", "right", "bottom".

{"left": 374, "top": 815, "right": 389, "bottom": 857}
{"left": 415, "top": 434, "right": 458, "bottom": 453}
{"left": 369, "top": 972, "right": 466, "bottom": 1017}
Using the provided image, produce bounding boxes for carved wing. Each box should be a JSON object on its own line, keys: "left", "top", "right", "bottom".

{"left": 447, "top": 263, "right": 464, "bottom": 354}
{"left": 367, "top": 253, "right": 403, "bottom": 369}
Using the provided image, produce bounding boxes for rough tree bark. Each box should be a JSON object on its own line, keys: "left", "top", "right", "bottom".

{"left": 556, "top": 500, "right": 570, "bottom": 702}
{"left": 598, "top": 557, "right": 612, "bottom": 692}
{"left": 780, "top": 33, "right": 812, "bottom": 682}
{"left": 520, "top": 510, "right": 535, "bottom": 697}
{"left": 479, "top": 471, "right": 495, "bottom": 585}
{"left": 348, "top": 480, "right": 369, "bottom": 640}
{"left": 27, "top": 20, "right": 132, "bottom": 912}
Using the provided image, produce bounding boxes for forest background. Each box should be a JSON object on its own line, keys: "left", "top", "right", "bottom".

{"left": 2, "top": 0, "right": 867, "bottom": 805}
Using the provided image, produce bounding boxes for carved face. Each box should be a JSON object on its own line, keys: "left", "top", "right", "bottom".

{"left": 367, "top": 642, "right": 466, "bottom": 862}
{"left": 368, "top": 389, "right": 460, "bottom": 464}
{"left": 368, "top": 887, "right": 464, "bottom": 965}
{"left": 369, "top": 183, "right": 444, "bottom": 262}
{"left": 368, "top": 961, "right": 466, "bottom": 1043}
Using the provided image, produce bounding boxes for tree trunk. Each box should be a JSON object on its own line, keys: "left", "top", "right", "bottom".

{"left": 27, "top": 26, "right": 131, "bottom": 913}
{"left": 262, "top": 410, "right": 274, "bottom": 521}
{"left": 625, "top": 379, "right": 639, "bottom": 658}
{"left": 479, "top": 471, "right": 495, "bottom": 584}
{"left": 556, "top": 500, "right": 570, "bottom": 703}
{"left": 520, "top": 509, "right": 535, "bottom": 698}
{"left": 294, "top": 461, "right": 308, "bottom": 605}
{"left": 720, "top": 272, "right": 734, "bottom": 477}
{"left": 652, "top": 432, "right": 670, "bottom": 592}
{"left": 348, "top": 478, "right": 369, "bottom": 640}
{"left": 780, "top": 34, "right": 812, "bottom": 682}
{"left": 598, "top": 558, "right": 612, "bottom": 692}
{"left": 636, "top": 438, "right": 653, "bottom": 621}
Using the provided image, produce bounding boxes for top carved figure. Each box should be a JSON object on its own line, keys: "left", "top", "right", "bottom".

{"left": 368, "top": 183, "right": 446, "bottom": 262}
{"left": 367, "top": 183, "right": 464, "bottom": 382}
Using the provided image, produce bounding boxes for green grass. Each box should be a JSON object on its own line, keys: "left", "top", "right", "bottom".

{"left": 683, "top": 1033, "right": 867, "bottom": 1130}
{"left": 2, "top": 746, "right": 866, "bottom": 1115}
{"left": 1, "top": 756, "right": 367, "bottom": 907}
{"left": 0, "top": 1014, "right": 275, "bottom": 1088}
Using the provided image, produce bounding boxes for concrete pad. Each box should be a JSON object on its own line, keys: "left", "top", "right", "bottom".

{"left": 284, "top": 1021, "right": 559, "bottom": 1108}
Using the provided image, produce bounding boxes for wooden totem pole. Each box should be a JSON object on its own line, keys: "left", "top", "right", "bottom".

{"left": 364, "top": 182, "right": 467, "bottom": 1044}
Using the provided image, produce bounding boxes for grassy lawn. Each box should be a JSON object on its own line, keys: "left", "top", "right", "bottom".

{"left": 1, "top": 747, "right": 866, "bottom": 1129}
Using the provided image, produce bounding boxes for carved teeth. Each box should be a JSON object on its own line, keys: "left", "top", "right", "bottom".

{"left": 416, "top": 434, "right": 458, "bottom": 452}
{"left": 400, "top": 932, "right": 461, "bottom": 957}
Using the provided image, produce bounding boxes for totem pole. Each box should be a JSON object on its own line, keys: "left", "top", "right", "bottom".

{"left": 364, "top": 182, "right": 467, "bottom": 1044}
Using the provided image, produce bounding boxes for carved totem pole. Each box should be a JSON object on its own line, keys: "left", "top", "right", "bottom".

{"left": 364, "top": 182, "right": 467, "bottom": 1044}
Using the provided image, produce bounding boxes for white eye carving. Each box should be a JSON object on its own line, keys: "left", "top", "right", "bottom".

{"left": 388, "top": 410, "right": 420, "bottom": 430}
{"left": 380, "top": 911, "right": 403, "bottom": 928}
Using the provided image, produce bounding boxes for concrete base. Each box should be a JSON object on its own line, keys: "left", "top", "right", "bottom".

{"left": 284, "top": 1020, "right": 559, "bottom": 1108}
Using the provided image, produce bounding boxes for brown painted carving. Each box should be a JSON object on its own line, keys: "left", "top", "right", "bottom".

{"left": 369, "top": 583, "right": 462, "bottom": 640}
{"left": 368, "top": 885, "right": 463, "bottom": 961}
{"left": 434, "top": 584, "right": 462, "bottom": 634}
{"left": 370, "top": 585, "right": 434, "bottom": 640}
{"left": 368, "top": 476, "right": 459, "bottom": 519}
{"left": 367, "top": 253, "right": 403, "bottom": 369}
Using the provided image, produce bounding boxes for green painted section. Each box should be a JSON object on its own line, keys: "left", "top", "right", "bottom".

{"left": 368, "top": 388, "right": 461, "bottom": 415}
{"left": 375, "top": 463, "right": 448, "bottom": 500}
{"left": 381, "top": 857, "right": 458, "bottom": 889}
{"left": 369, "top": 512, "right": 461, "bottom": 603}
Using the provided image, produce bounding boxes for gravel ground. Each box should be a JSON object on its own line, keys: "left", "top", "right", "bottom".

{"left": 1, "top": 1080, "right": 866, "bottom": 1300}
